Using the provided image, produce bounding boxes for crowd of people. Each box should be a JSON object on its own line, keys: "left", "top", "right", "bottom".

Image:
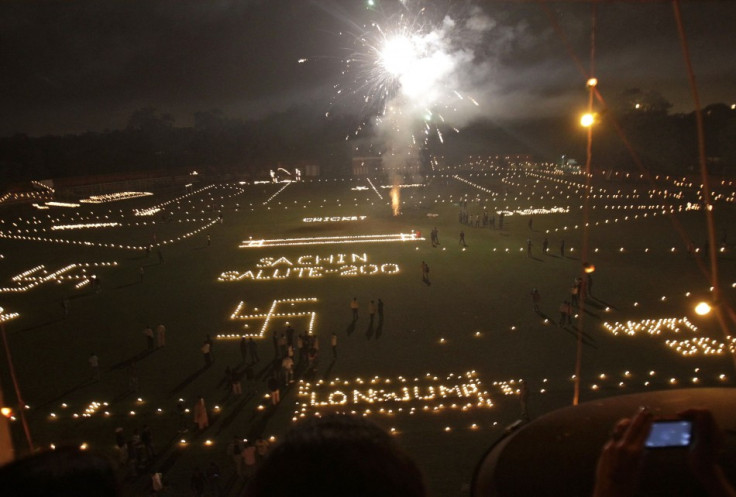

{"left": 2, "top": 407, "right": 734, "bottom": 497}
{"left": 457, "top": 201, "right": 503, "bottom": 230}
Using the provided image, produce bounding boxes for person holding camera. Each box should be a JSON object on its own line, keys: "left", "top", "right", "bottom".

{"left": 593, "top": 407, "right": 736, "bottom": 497}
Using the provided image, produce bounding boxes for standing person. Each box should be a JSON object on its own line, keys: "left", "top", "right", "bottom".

{"left": 297, "top": 334, "right": 306, "bottom": 363}
{"left": 115, "top": 427, "right": 126, "bottom": 449}
{"left": 560, "top": 239, "right": 565, "bottom": 257}
{"left": 242, "top": 441, "right": 257, "bottom": 477}
{"left": 422, "top": 261, "right": 430, "bottom": 282}
{"left": 141, "top": 424, "right": 155, "bottom": 459}
{"left": 193, "top": 397, "right": 209, "bottom": 431}
{"left": 151, "top": 472, "right": 164, "bottom": 495}
{"left": 231, "top": 369, "right": 242, "bottom": 396}
{"left": 542, "top": 237, "right": 549, "bottom": 255}
{"left": 527, "top": 239, "right": 532, "bottom": 257}
{"left": 574, "top": 276, "right": 584, "bottom": 302}
{"left": 202, "top": 340, "right": 212, "bottom": 366}
{"left": 254, "top": 438, "right": 270, "bottom": 465}
{"left": 586, "top": 273, "right": 594, "bottom": 298}
{"left": 89, "top": 353, "right": 100, "bottom": 382}
{"left": 459, "top": 231, "right": 466, "bottom": 247}
{"left": 369, "top": 300, "right": 377, "bottom": 325}
{"left": 248, "top": 337, "right": 259, "bottom": 363}
{"left": 570, "top": 282, "right": 579, "bottom": 307}
{"left": 278, "top": 333, "right": 287, "bottom": 358}
{"left": 144, "top": 326, "right": 154, "bottom": 350}
{"left": 155, "top": 324, "right": 166, "bottom": 348}
{"left": 222, "top": 368, "right": 236, "bottom": 392}
{"left": 240, "top": 337, "right": 248, "bottom": 363}
{"left": 286, "top": 325, "right": 295, "bottom": 348}
{"left": 207, "top": 234, "right": 211, "bottom": 246}
{"left": 130, "top": 428, "right": 143, "bottom": 470}
{"left": 350, "top": 297, "right": 359, "bottom": 321}
{"left": 377, "top": 298, "right": 384, "bottom": 323}
{"left": 559, "top": 301, "right": 572, "bottom": 326}
{"left": 228, "top": 436, "right": 244, "bottom": 477}
{"left": 281, "top": 355, "right": 294, "bottom": 385}
{"left": 204, "top": 334, "right": 214, "bottom": 362}
{"left": 267, "top": 376, "right": 280, "bottom": 405}
{"left": 531, "top": 288, "right": 541, "bottom": 312}
{"left": 331, "top": 333, "right": 337, "bottom": 359}
{"left": 307, "top": 346, "right": 319, "bottom": 377}
{"left": 255, "top": 438, "right": 270, "bottom": 464}
{"left": 519, "top": 379, "right": 530, "bottom": 420}
{"left": 190, "top": 467, "right": 206, "bottom": 497}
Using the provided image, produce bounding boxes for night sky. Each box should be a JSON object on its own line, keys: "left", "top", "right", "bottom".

{"left": 1, "top": 0, "right": 734, "bottom": 137}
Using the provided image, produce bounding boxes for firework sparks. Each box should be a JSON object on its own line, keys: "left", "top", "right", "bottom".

{"left": 318, "top": 1, "right": 493, "bottom": 211}
{"left": 342, "top": 3, "right": 488, "bottom": 141}
{"left": 390, "top": 184, "right": 401, "bottom": 216}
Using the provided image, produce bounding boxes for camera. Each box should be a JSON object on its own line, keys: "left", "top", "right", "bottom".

{"left": 644, "top": 419, "right": 692, "bottom": 448}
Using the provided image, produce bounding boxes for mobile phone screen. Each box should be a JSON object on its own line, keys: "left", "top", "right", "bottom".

{"left": 644, "top": 420, "right": 692, "bottom": 448}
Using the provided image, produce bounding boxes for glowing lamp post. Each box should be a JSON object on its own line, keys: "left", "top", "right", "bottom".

{"left": 694, "top": 302, "right": 712, "bottom": 316}
{"left": 574, "top": 76, "right": 599, "bottom": 406}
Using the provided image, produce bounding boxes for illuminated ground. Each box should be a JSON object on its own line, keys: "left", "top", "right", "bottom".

{"left": 1, "top": 165, "right": 736, "bottom": 496}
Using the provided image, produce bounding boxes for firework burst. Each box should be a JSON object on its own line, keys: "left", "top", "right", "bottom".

{"left": 324, "top": 0, "right": 488, "bottom": 168}
{"left": 307, "top": 1, "right": 492, "bottom": 212}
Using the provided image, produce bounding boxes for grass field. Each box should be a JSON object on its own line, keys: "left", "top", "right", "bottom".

{"left": 1, "top": 166, "right": 736, "bottom": 496}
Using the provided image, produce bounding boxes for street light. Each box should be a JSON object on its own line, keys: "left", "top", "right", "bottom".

{"left": 574, "top": 76, "right": 598, "bottom": 407}
{"left": 695, "top": 302, "right": 712, "bottom": 316}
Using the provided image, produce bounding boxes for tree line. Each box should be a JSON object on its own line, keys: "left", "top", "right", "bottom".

{"left": 1, "top": 100, "right": 735, "bottom": 189}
